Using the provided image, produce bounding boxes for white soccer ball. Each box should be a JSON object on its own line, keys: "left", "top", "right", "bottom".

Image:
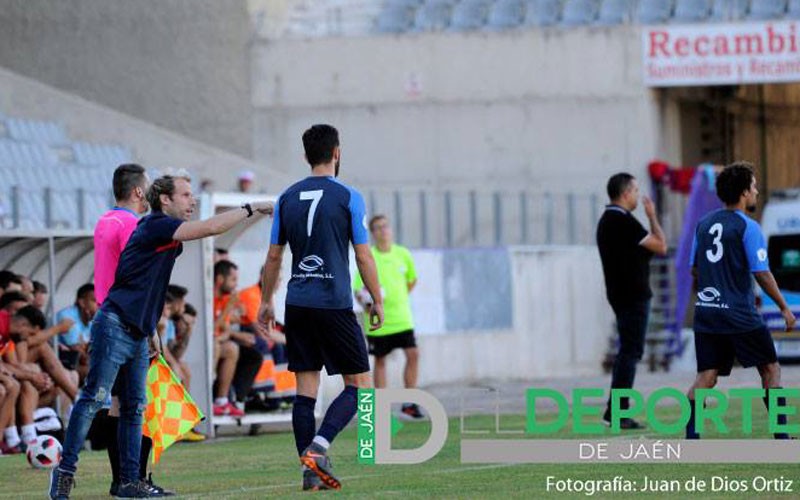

{"left": 26, "top": 435, "right": 62, "bottom": 469}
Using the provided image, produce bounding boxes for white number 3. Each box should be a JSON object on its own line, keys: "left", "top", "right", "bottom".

{"left": 706, "top": 223, "right": 723, "bottom": 263}
{"left": 300, "top": 190, "right": 324, "bottom": 237}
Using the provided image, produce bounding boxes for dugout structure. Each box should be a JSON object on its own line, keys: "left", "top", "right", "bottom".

{"left": 0, "top": 193, "right": 314, "bottom": 438}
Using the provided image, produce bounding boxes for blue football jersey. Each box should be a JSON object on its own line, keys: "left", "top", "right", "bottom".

{"left": 271, "top": 176, "right": 368, "bottom": 309}
{"left": 691, "top": 209, "right": 769, "bottom": 334}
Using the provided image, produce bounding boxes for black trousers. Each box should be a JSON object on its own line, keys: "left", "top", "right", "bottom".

{"left": 606, "top": 299, "right": 650, "bottom": 415}
{"left": 233, "top": 340, "right": 263, "bottom": 402}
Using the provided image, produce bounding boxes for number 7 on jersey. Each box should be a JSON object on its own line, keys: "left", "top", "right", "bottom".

{"left": 300, "top": 190, "right": 324, "bottom": 237}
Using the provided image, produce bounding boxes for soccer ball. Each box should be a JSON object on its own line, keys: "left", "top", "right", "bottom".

{"left": 26, "top": 435, "right": 62, "bottom": 469}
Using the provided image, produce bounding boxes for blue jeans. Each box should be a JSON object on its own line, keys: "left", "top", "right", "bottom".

{"left": 59, "top": 309, "right": 148, "bottom": 483}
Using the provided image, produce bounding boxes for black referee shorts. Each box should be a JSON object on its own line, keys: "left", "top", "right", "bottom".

{"left": 367, "top": 330, "right": 417, "bottom": 358}
{"left": 284, "top": 305, "right": 370, "bottom": 375}
{"left": 695, "top": 326, "right": 778, "bottom": 376}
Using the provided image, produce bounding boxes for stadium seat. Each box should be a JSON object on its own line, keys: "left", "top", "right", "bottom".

{"left": 561, "top": 0, "right": 600, "bottom": 26}
{"left": 71, "top": 142, "right": 132, "bottom": 166}
{"left": 788, "top": 0, "right": 800, "bottom": 18}
{"left": 486, "top": 0, "right": 525, "bottom": 29}
{"left": 413, "top": 0, "right": 453, "bottom": 31}
{"left": 385, "top": 0, "right": 423, "bottom": 7}
{"left": 747, "top": 0, "right": 787, "bottom": 19}
{"left": 0, "top": 140, "right": 58, "bottom": 168}
{"left": 523, "top": 0, "right": 561, "bottom": 26}
{"left": 4, "top": 118, "right": 68, "bottom": 146}
{"left": 637, "top": 0, "right": 673, "bottom": 24}
{"left": 673, "top": 0, "right": 712, "bottom": 22}
{"left": 596, "top": 0, "right": 635, "bottom": 25}
{"left": 376, "top": 4, "right": 416, "bottom": 32}
{"left": 710, "top": 0, "right": 749, "bottom": 20}
{"left": 448, "top": 0, "right": 492, "bottom": 31}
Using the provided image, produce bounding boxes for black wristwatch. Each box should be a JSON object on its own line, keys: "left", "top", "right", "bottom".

{"left": 242, "top": 203, "right": 254, "bottom": 218}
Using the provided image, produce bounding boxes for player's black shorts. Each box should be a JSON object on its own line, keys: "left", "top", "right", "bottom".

{"left": 695, "top": 326, "right": 778, "bottom": 376}
{"left": 367, "top": 330, "right": 417, "bottom": 358}
{"left": 284, "top": 305, "right": 370, "bottom": 375}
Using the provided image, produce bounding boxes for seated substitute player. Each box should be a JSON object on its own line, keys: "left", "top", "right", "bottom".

{"left": 55, "top": 284, "right": 97, "bottom": 383}
{"left": 685, "top": 162, "right": 796, "bottom": 439}
{"left": 259, "top": 124, "right": 384, "bottom": 491}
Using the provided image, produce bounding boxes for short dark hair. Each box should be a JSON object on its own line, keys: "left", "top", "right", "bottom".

{"left": 0, "top": 271, "right": 22, "bottom": 290}
{"left": 167, "top": 284, "right": 188, "bottom": 300}
{"left": 214, "top": 260, "right": 238, "bottom": 279}
{"left": 302, "top": 124, "right": 339, "bottom": 167}
{"left": 369, "top": 214, "right": 388, "bottom": 232}
{"left": 716, "top": 162, "right": 756, "bottom": 205}
{"left": 0, "top": 291, "right": 28, "bottom": 310}
{"left": 14, "top": 305, "right": 46, "bottom": 330}
{"left": 184, "top": 303, "right": 197, "bottom": 317}
{"left": 33, "top": 281, "right": 47, "bottom": 294}
{"left": 76, "top": 283, "right": 94, "bottom": 301}
{"left": 165, "top": 291, "right": 176, "bottom": 304}
{"left": 607, "top": 173, "right": 636, "bottom": 200}
{"left": 113, "top": 164, "right": 147, "bottom": 202}
{"left": 146, "top": 174, "right": 191, "bottom": 212}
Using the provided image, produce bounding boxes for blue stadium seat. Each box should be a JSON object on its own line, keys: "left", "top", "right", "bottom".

{"left": 710, "top": 0, "right": 748, "bottom": 20}
{"left": 561, "top": 0, "right": 600, "bottom": 25}
{"left": 4, "top": 118, "right": 68, "bottom": 146}
{"left": 376, "top": 4, "right": 416, "bottom": 32}
{"left": 637, "top": 0, "right": 673, "bottom": 24}
{"left": 486, "top": 0, "right": 525, "bottom": 29}
{"left": 386, "top": 0, "right": 423, "bottom": 7}
{"left": 788, "top": 0, "right": 800, "bottom": 18}
{"left": 596, "top": 0, "right": 635, "bottom": 25}
{"left": 747, "top": 0, "right": 787, "bottom": 19}
{"left": 413, "top": 0, "right": 453, "bottom": 31}
{"left": 524, "top": 0, "right": 561, "bottom": 26}
{"left": 72, "top": 142, "right": 132, "bottom": 166}
{"left": 449, "top": 0, "right": 492, "bottom": 31}
{"left": 673, "top": 0, "right": 712, "bottom": 22}
{"left": 0, "top": 140, "right": 58, "bottom": 168}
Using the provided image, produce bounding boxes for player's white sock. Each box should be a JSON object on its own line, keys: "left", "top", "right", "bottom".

{"left": 20, "top": 424, "right": 37, "bottom": 444}
{"left": 3, "top": 426, "right": 21, "bottom": 448}
{"left": 312, "top": 436, "right": 330, "bottom": 450}
{"left": 214, "top": 397, "right": 229, "bottom": 406}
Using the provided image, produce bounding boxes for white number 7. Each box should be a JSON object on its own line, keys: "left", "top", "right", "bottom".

{"left": 300, "top": 190, "right": 324, "bottom": 237}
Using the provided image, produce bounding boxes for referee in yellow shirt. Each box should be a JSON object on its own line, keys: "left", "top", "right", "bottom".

{"left": 354, "top": 214, "right": 423, "bottom": 420}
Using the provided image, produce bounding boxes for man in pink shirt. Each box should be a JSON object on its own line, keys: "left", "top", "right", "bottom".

{"left": 93, "top": 164, "right": 172, "bottom": 497}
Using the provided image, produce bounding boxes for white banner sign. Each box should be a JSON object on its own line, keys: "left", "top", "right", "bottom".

{"left": 643, "top": 21, "right": 800, "bottom": 87}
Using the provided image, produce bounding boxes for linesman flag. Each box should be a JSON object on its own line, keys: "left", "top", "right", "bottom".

{"left": 143, "top": 355, "right": 205, "bottom": 463}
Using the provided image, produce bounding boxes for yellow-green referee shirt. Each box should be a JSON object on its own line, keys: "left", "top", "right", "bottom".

{"left": 354, "top": 244, "right": 417, "bottom": 337}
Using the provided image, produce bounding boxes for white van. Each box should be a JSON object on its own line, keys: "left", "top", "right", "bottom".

{"left": 759, "top": 189, "right": 800, "bottom": 361}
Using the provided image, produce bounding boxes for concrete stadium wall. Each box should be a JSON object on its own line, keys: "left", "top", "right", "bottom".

{"left": 0, "top": 0, "right": 253, "bottom": 158}
{"left": 0, "top": 66, "right": 293, "bottom": 191}
{"left": 321, "top": 246, "right": 613, "bottom": 402}
{"left": 252, "top": 27, "right": 679, "bottom": 194}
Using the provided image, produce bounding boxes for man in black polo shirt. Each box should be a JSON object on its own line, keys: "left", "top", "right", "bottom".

{"left": 50, "top": 173, "right": 272, "bottom": 499}
{"left": 596, "top": 173, "right": 667, "bottom": 429}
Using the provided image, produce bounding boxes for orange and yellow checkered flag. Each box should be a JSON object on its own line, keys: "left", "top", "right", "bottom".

{"left": 143, "top": 355, "right": 204, "bottom": 464}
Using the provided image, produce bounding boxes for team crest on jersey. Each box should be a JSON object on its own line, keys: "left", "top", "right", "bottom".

{"left": 757, "top": 248, "right": 768, "bottom": 262}
{"left": 696, "top": 286, "right": 729, "bottom": 309}
{"left": 299, "top": 255, "right": 325, "bottom": 272}
{"left": 697, "top": 287, "right": 721, "bottom": 303}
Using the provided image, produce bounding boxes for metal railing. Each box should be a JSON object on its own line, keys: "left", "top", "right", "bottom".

{"left": 1, "top": 186, "right": 112, "bottom": 231}
{"left": 364, "top": 188, "right": 606, "bottom": 248}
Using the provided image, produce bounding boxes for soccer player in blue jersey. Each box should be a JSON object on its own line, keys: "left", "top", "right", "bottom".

{"left": 258, "top": 124, "right": 384, "bottom": 491}
{"left": 686, "top": 162, "right": 796, "bottom": 439}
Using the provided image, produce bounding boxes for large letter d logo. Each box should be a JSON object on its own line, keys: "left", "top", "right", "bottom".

{"left": 374, "top": 389, "right": 448, "bottom": 464}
